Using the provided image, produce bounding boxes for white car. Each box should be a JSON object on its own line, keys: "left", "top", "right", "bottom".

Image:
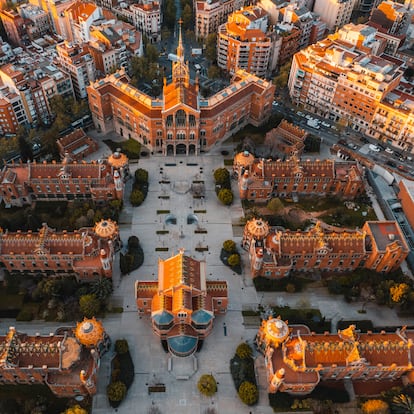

{"left": 385, "top": 147, "right": 394, "bottom": 154}
{"left": 369, "top": 144, "right": 381, "bottom": 152}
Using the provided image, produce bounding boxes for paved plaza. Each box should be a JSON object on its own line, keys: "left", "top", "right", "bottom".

{"left": 1, "top": 134, "right": 413, "bottom": 414}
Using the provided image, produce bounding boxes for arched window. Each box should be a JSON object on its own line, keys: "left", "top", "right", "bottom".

{"left": 175, "top": 110, "right": 186, "bottom": 127}
{"left": 189, "top": 114, "right": 196, "bottom": 127}
{"left": 166, "top": 115, "right": 173, "bottom": 127}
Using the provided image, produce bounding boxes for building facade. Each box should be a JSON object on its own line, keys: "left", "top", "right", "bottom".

{"left": 242, "top": 218, "right": 409, "bottom": 278}
{"left": 135, "top": 249, "right": 228, "bottom": 357}
{"left": 217, "top": 6, "right": 272, "bottom": 77}
{"left": 313, "top": 0, "right": 355, "bottom": 31}
{"left": 195, "top": 0, "right": 246, "bottom": 40}
{"left": 87, "top": 25, "right": 275, "bottom": 156}
{"left": 57, "top": 128, "right": 98, "bottom": 161}
{"left": 234, "top": 153, "right": 363, "bottom": 202}
{"left": 257, "top": 318, "right": 414, "bottom": 395}
{"left": 0, "top": 151, "right": 127, "bottom": 207}
{"left": 0, "top": 219, "right": 119, "bottom": 281}
{"left": 0, "top": 318, "right": 109, "bottom": 397}
{"left": 130, "top": 2, "right": 161, "bottom": 44}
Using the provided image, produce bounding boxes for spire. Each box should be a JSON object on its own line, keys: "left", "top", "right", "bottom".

{"left": 177, "top": 19, "right": 184, "bottom": 61}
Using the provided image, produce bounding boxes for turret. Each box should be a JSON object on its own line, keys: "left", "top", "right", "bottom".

{"left": 240, "top": 170, "right": 249, "bottom": 200}
{"left": 80, "top": 369, "right": 97, "bottom": 395}
{"left": 252, "top": 248, "right": 264, "bottom": 276}
{"left": 270, "top": 368, "right": 285, "bottom": 393}
{"left": 113, "top": 170, "right": 123, "bottom": 199}
{"left": 100, "top": 248, "right": 111, "bottom": 275}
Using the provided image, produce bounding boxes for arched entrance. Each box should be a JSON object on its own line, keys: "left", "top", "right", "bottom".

{"left": 189, "top": 144, "right": 196, "bottom": 155}
{"left": 167, "top": 144, "right": 174, "bottom": 155}
{"left": 176, "top": 144, "right": 187, "bottom": 155}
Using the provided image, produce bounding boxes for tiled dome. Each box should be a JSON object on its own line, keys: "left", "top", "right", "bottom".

{"left": 108, "top": 151, "right": 128, "bottom": 169}
{"left": 265, "top": 318, "right": 289, "bottom": 345}
{"left": 246, "top": 218, "right": 269, "bottom": 240}
{"left": 75, "top": 317, "right": 105, "bottom": 347}
{"left": 93, "top": 219, "right": 118, "bottom": 239}
{"left": 234, "top": 151, "right": 254, "bottom": 168}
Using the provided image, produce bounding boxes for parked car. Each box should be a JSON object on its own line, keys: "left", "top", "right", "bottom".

{"left": 377, "top": 143, "right": 386, "bottom": 151}
{"left": 360, "top": 137, "right": 369, "bottom": 143}
{"left": 338, "top": 139, "right": 347, "bottom": 146}
{"left": 386, "top": 161, "right": 397, "bottom": 168}
{"left": 385, "top": 147, "right": 394, "bottom": 154}
{"left": 369, "top": 144, "right": 381, "bottom": 152}
{"left": 398, "top": 165, "right": 408, "bottom": 172}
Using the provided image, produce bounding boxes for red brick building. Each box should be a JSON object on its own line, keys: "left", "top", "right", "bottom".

{"left": 257, "top": 318, "right": 414, "bottom": 395}
{"left": 0, "top": 318, "right": 109, "bottom": 398}
{"left": 235, "top": 153, "right": 363, "bottom": 202}
{"left": 135, "top": 250, "right": 228, "bottom": 356}
{"left": 57, "top": 128, "right": 99, "bottom": 161}
{"left": 0, "top": 151, "right": 127, "bottom": 208}
{"left": 0, "top": 219, "right": 119, "bottom": 281}
{"left": 242, "top": 218, "right": 409, "bottom": 277}
{"left": 87, "top": 25, "right": 274, "bottom": 156}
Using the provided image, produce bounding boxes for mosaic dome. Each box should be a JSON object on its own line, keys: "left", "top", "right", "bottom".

{"left": 108, "top": 150, "right": 128, "bottom": 169}
{"left": 265, "top": 318, "right": 289, "bottom": 345}
{"left": 94, "top": 219, "right": 118, "bottom": 239}
{"left": 234, "top": 151, "right": 254, "bottom": 168}
{"left": 75, "top": 317, "right": 105, "bottom": 347}
{"left": 246, "top": 218, "right": 269, "bottom": 240}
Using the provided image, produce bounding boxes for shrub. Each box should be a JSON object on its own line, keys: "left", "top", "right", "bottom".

{"left": 361, "top": 399, "right": 389, "bottom": 414}
{"left": 285, "top": 283, "right": 296, "bottom": 293}
{"left": 197, "top": 374, "right": 217, "bottom": 397}
{"left": 62, "top": 405, "right": 88, "bottom": 414}
{"left": 238, "top": 381, "right": 258, "bottom": 405}
{"left": 134, "top": 168, "right": 148, "bottom": 184}
{"left": 236, "top": 343, "right": 252, "bottom": 359}
{"left": 128, "top": 236, "right": 140, "bottom": 249}
{"left": 228, "top": 253, "right": 240, "bottom": 267}
{"left": 223, "top": 239, "right": 236, "bottom": 253}
{"left": 267, "top": 197, "right": 284, "bottom": 213}
{"left": 230, "top": 355, "right": 256, "bottom": 390}
{"left": 130, "top": 189, "right": 145, "bottom": 206}
{"left": 115, "top": 339, "right": 129, "bottom": 355}
{"left": 107, "top": 380, "right": 127, "bottom": 403}
{"left": 218, "top": 189, "right": 233, "bottom": 205}
{"left": 214, "top": 168, "right": 230, "bottom": 185}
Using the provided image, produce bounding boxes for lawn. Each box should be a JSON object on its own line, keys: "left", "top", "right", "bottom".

{"left": 103, "top": 138, "right": 141, "bottom": 159}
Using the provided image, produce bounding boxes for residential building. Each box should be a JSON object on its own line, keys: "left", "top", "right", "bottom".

{"left": 135, "top": 249, "right": 228, "bottom": 357}
{"left": 242, "top": 218, "right": 409, "bottom": 278}
{"left": 195, "top": 0, "right": 246, "bottom": 40}
{"left": 263, "top": 120, "right": 307, "bottom": 158}
{"left": 370, "top": 1, "right": 410, "bottom": 37}
{"left": 313, "top": 0, "right": 355, "bottom": 31}
{"left": 0, "top": 219, "right": 119, "bottom": 280}
{"left": 55, "top": 42, "right": 96, "bottom": 99}
{"left": 130, "top": 2, "right": 161, "bottom": 44}
{"left": 0, "top": 9, "right": 26, "bottom": 47}
{"left": 275, "top": 23, "right": 301, "bottom": 67}
{"left": 354, "top": 0, "right": 380, "bottom": 13}
{"left": 0, "top": 86, "right": 27, "bottom": 134}
{"left": 398, "top": 179, "right": 414, "bottom": 231}
{"left": 257, "top": 319, "right": 414, "bottom": 395}
{"left": 0, "top": 150, "right": 127, "bottom": 207}
{"left": 88, "top": 20, "right": 143, "bottom": 76}
{"left": 18, "top": 3, "right": 50, "bottom": 39}
{"left": 87, "top": 25, "right": 275, "bottom": 155}
{"left": 64, "top": 1, "right": 103, "bottom": 43}
{"left": 288, "top": 23, "right": 405, "bottom": 134}
{"left": 234, "top": 153, "right": 363, "bottom": 202}
{"left": 0, "top": 319, "right": 110, "bottom": 397}
{"left": 217, "top": 6, "right": 272, "bottom": 77}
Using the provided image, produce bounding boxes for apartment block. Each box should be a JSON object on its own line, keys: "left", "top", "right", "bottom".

{"left": 195, "top": 0, "right": 246, "bottom": 40}
{"left": 370, "top": 0, "right": 410, "bottom": 36}
{"left": 217, "top": 6, "right": 272, "bottom": 77}
{"left": 288, "top": 23, "right": 404, "bottom": 134}
{"left": 130, "top": 2, "right": 161, "bottom": 44}
{"left": 0, "top": 9, "right": 26, "bottom": 47}
{"left": 313, "top": 0, "right": 355, "bottom": 31}
{"left": 55, "top": 42, "right": 96, "bottom": 99}
{"left": 18, "top": 3, "right": 50, "bottom": 39}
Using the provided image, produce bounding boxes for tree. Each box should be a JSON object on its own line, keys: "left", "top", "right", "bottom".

{"left": 163, "top": 0, "right": 176, "bottom": 30}
{"left": 361, "top": 399, "right": 389, "bottom": 414}
{"left": 228, "top": 254, "right": 240, "bottom": 267}
{"left": 218, "top": 189, "right": 233, "bottom": 205}
{"left": 208, "top": 65, "right": 221, "bottom": 79}
{"left": 130, "top": 189, "right": 145, "bottom": 206}
{"left": 205, "top": 33, "right": 217, "bottom": 62}
{"left": 115, "top": 339, "right": 129, "bottom": 355}
{"left": 392, "top": 394, "right": 414, "bottom": 414}
{"left": 90, "top": 278, "right": 113, "bottom": 301}
{"left": 182, "top": 4, "right": 193, "bottom": 30}
{"left": 107, "top": 381, "right": 127, "bottom": 402}
{"left": 79, "top": 294, "right": 100, "bottom": 318}
{"left": 236, "top": 343, "right": 252, "bottom": 359}
{"left": 273, "top": 62, "right": 291, "bottom": 89}
{"left": 267, "top": 198, "right": 284, "bottom": 213}
{"left": 61, "top": 405, "right": 88, "bottom": 414}
{"left": 197, "top": 374, "right": 217, "bottom": 397}
{"left": 223, "top": 239, "right": 236, "bottom": 253}
{"left": 390, "top": 283, "right": 410, "bottom": 304}
{"left": 145, "top": 44, "right": 159, "bottom": 63}
{"left": 17, "top": 126, "right": 33, "bottom": 162}
{"left": 214, "top": 168, "right": 230, "bottom": 185}
{"left": 135, "top": 168, "right": 149, "bottom": 184}
{"left": 238, "top": 381, "right": 258, "bottom": 405}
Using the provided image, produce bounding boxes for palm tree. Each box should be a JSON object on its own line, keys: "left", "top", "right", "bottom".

{"left": 392, "top": 394, "right": 414, "bottom": 414}
{"left": 90, "top": 278, "right": 113, "bottom": 301}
